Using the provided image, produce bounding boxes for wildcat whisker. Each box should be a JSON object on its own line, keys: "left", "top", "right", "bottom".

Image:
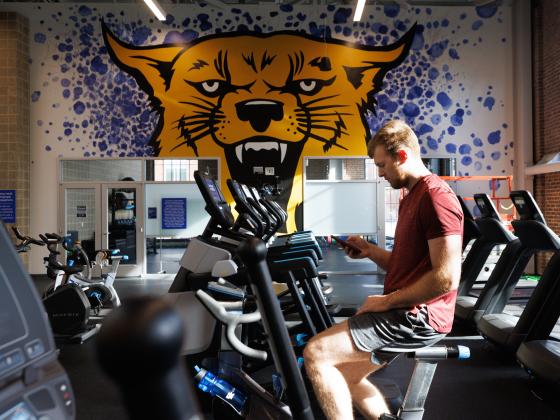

{"left": 193, "top": 95, "right": 220, "bottom": 108}
{"left": 308, "top": 124, "right": 349, "bottom": 136}
{"left": 298, "top": 104, "right": 351, "bottom": 112}
{"left": 295, "top": 111, "right": 353, "bottom": 117}
{"left": 171, "top": 128, "right": 217, "bottom": 153}
{"left": 178, "top": 101, "right": 215, "bottom": 112}
{"left": 296, "top": 127, "right": 348, "bottom": 151}
{"left": 301, "top": 94, "right": 341, "bottom": 107}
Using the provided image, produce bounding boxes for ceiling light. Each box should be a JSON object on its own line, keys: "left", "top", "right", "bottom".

{"left": 143, "top": 0, "right": 167, "bottom": 21}
{"left": 353, "top": 0, "right": 366, "bottom": 22}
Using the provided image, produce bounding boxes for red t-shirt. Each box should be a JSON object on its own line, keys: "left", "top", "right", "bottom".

{"left": 384, "top": 174, "right": 463, "bottom": 333}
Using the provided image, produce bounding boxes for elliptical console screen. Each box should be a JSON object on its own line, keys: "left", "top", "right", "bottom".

{"left": 205, "top": 178, "right": 224, "bottom": 203}
{"left": 474, "top": 194, "right": 500, "bottom": 220}
{"left": 510, "top": 190, "right": 545, "bottom": 223}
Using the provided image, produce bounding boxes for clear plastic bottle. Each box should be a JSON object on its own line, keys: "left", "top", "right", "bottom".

{"left": 194, "top": 366, "right": 247, "bottom": 415}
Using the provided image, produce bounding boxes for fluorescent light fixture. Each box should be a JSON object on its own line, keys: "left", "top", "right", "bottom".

{"left": 353, "top": 0, "right": 366, "bottom": 22}
{"left": 143, "top": 0, "right": 167, "bottom": 21}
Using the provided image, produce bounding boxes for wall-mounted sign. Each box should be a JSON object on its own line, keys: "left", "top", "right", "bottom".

{"left": 77, "top": 205, "right": 87, "bottom": 218}
{"left": 161, "top": 198, "right": 186, "bottom": 229}
{"left": 148, "top": 207, "right": 157, "bottom": 219}
{"left": 0, "top": 190, "right": 16, "bottom": 223}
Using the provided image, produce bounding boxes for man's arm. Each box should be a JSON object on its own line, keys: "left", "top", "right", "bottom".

{"left": 356, "top": 234, "right": 462, "bottom": 313}
{"left": 345, "top": 236, "right": 392, "bottom": 271}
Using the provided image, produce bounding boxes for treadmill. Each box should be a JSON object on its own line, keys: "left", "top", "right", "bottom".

{"left": 455, "top": 193, "right": 521, "bottom": 323}
{"left": 457, "top": 195, "right": 480, "bottom": 251}
{"left": 477, "top": 190, "right": 560, "bottom": 351}
{"left": 0, "top": 224, "right": 75, "bottom": 419}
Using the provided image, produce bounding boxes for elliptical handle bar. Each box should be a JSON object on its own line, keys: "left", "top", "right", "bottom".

{"left": 195, "top": 289, "right": 268, "bottom": 361}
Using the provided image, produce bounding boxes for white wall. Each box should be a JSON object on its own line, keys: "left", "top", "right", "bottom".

{"left": 304, "top": 182, "right": 377, "bottom": 235}
{"left": 144, "top": 183, "right": 210, "bottom": 238}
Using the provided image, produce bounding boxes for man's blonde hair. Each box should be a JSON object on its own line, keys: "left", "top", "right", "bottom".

{"left": 367, "top": 120, "right": 420, "bottom": 158}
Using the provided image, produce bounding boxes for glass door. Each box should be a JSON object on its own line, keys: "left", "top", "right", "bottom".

{"left": 102, "top": 183, "right": 144, "bottom": 276}
{"left": 60, "top": 185, "right": 101, "bottom": 264}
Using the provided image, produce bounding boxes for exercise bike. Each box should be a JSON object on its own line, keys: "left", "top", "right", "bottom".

{"left": 12, "top": 228, "right": 101, "bottom": 343}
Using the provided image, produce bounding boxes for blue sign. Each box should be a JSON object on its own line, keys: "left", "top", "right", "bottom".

{"left": 162, "top": 198, "right": 186, "bottom": 229}
{"left": 0, "top": 190, "right": 16, "bottom": 223}
{"left": 148, "top": 207, "right": 157, "bottom": 219}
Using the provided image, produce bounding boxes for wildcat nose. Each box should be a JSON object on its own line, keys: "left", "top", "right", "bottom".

{"left": 236, "top": 100, "right": 283, "bottom": 132}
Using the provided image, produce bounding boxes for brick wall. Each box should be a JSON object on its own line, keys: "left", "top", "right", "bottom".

{"left": 533, "top": 0, "right": 560, "bottom": 273}
{"left": 0, "top": 13, "right": 29, "bottom": 266}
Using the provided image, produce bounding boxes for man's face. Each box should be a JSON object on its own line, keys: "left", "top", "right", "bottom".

{"left": 373, "top": 145, "right": 406, "bottom": 189}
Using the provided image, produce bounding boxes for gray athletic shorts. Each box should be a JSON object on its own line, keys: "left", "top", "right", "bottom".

{"left": 348, "top": 305, "right": 445, "bottom": 364}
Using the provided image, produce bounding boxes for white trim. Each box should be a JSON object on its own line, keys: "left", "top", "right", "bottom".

{"left": 525, "top": 162, "right": 560, "bottom": 176}
{"left": 512, "top": 0, "right": 533, "bottom": 191}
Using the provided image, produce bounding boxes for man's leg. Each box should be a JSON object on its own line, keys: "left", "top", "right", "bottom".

{"left": 303, "top": 320, "right": 388, "bottom": 420}
{"left": 337, "top": 359, "right": 389, "bottom": 419}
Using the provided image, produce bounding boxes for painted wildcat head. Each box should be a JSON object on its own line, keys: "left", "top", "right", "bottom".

{"left": 103, "top": 23, "right": 415, "bottom": 230}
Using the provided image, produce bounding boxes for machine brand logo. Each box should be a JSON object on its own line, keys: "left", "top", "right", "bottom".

{"left": 103, "top": 23, "right": 415, "bottom": 230}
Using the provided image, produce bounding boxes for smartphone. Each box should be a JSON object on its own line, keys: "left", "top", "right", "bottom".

{"left": 331, "top": 235, "right": 361, "bottom": 253}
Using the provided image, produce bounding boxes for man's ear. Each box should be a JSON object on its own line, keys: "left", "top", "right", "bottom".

{"left": 397, "top": 149, "right": 408, "bottom": 164}
{"left": 102, "top": 21, "right": 185, "bottom": 96}
{"left": 341, "top": 24, "right": 416, "bottom": 103}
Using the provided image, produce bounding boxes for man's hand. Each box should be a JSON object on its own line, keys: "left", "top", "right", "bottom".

{"left": 344, "top": 236, "right": 370, "bottom": 259}
{"left": 355, "top": 294, "right": 392, "bottom": 315}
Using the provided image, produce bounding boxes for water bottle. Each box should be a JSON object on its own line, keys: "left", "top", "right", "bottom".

{"left": 194, "top": 366, "right": 247, "bottom": 415}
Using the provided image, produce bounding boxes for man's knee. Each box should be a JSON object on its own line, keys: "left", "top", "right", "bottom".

{"left": 303, "top": 335, "right": 324, "bottom": 366}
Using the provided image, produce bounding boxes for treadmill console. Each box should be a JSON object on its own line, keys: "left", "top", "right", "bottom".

{"left": 473, "top": 193, "right": 501, "bottom": 221}
{"left": 510, "top": 190, "right": 546, "bottom": 224}
{"left": 457, "top": 196, "right": 474, "bottom": 221}
{"left": 194, "top": 171, "right": 235, "bottom": 229}
{"left": 0, "top": 224, "right": 75, "bottom": 419}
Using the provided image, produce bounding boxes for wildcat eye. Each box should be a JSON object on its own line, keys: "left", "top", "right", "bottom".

{"left": 299, "top": 80, "right": 317, "bottom": 92}
{"left": 201, "top": 81, "right": 220, "bottom": 93}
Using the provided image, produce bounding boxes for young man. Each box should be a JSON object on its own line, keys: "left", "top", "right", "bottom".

{"left": 303, "top": 120, "right": 463, "bottom": 420}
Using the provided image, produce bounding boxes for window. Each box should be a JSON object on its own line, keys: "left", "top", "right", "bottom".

{"left": 145, "top": 159, "right": 218, "bottom": 181}
{"left": 305, "top": 158, "right": 376, "bottom": 181}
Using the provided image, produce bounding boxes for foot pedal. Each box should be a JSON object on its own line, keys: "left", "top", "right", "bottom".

{"left": 322, "top": 285, "right": 333, "bottom": 295}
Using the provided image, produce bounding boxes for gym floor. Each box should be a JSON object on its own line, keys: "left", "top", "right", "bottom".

{"left": 32, "top": 245, "right": 560, "bottom": 420}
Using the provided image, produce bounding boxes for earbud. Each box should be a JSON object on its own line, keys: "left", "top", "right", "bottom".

{"left": 397, "top": 149, "right": 408, "bottom": 163}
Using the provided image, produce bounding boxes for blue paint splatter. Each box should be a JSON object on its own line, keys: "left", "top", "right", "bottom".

{"left": 488, "top": 130, "right": 501, "bottom": 144}
{"left": 403, "top": 102, "right": 421, "bottom": 118}
{"left": 78, "top": 5, "right": 92, "bottom": 16}
{"left": 445, "top": 144, "right": 456, "bottom": 153}
{"left": 476, "top": 4, "right": 498, "bottom": 19}
{"left": 475, "top": 151, "right": 485, "bottom": 159}
{"left": 483, "top": 97, "right": 495, "bottom": 110}
{"left": 427, "top": 41, "right": 447, "bottom": 59}
{"left": 74, "top": 101, "right": 86, "bottom": 115}
{"left": 459, "top": 144, "right": 471, "bottom": 154}
{"left": 91, "top": 56, "right": 108, "bottom": 75}
{"left": 472, "top": 20, "right": 483, "bottom": 31}
{"left": 449, "top": 48, "right": 459, "bottom": 60}
{"left": 34, "top": 33, "right": 47, "bottom": 43}
{"left": 491, "top": 151, "right": 501, "bottom": 160}
{"left": 473, "top": 137, "right": 483, "bottom": 147}
{"left": 436, "top": 92, "right": 452, "bottom": 110}
{"left": 417, "top": 123, "right": 433, "bottom": 135}
{"left": 427, "top": 136, "right": 438, "bottom": 150}
{"left": 333, "top": 8, "right": 353, "bottom": 24}
{"left": 384, "top": 4, "right": 400, "bottom": 18}
{"left": 461, "top": 156, "right": 472, "bottom": 166}
{"left": 132, "top": 27, "right": 151, "bottom": 44}
{"left": 31, "top": 91, "right": 41, "bottom": 102}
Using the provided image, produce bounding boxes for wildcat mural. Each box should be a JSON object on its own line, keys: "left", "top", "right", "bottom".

{"left": 103, "top": 22, "right": 415, "bottom": 231}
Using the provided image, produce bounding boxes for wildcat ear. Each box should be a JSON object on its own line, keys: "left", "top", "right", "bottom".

{"left": 342, "top": 24, "right": 416, "bottom": 102}
{"left": 102, "top": 21, "right": 185, "bottom": 96}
